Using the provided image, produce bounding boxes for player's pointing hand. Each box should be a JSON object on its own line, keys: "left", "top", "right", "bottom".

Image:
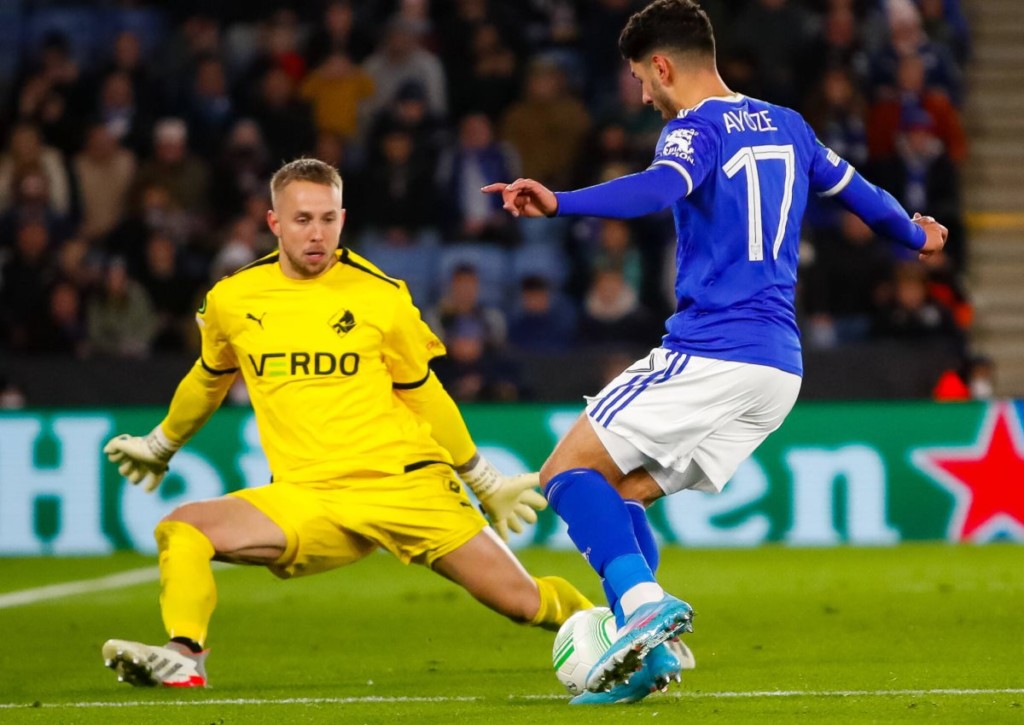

{"left": 482, "top": 178, "right": 558, "bottom": 218}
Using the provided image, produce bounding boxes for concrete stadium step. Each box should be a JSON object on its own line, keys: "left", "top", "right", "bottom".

{"left": 964, "top": 186, "right": 1024, "bottom": 212}
{"left": 969, "top": 139, "right": 1024, "bottom": 162}
{"left": 972, "top": 310, "right": 1024, "bottom": 336}
{"left": 962, "top": 166, "right": 1024, "bottom": 189}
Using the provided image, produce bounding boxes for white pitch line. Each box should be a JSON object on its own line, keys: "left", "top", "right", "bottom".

{"left": 0, "top": 567, "right": 161, "bottom": 610}
{"left": 2, "top": 689, "right": 1023, "bottom": 709}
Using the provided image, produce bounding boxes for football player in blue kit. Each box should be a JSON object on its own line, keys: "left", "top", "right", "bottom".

{"left": 483, "top": 0, "right": 947, "bottom": 705}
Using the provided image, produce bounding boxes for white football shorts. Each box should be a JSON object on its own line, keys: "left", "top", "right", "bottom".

{"left": 585, "top": 348, "right": 801, "bottom": 494}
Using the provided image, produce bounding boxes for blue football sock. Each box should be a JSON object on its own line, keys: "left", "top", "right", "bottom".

{"left": 604, "top": 500, "right": 661, "bottom": 627}
{"left": 625, "top": 499, "right": 660, "bottom": 573}
{"left": 546, "top": 468, "right": 656, "bottom": 605}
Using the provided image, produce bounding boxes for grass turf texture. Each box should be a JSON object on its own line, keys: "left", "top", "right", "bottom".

{"left": 1, "top": 543, "right": 1021, "bottom": 724}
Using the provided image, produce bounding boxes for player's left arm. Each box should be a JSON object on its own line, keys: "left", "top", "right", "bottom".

{"left": 806, "top": 124, "right": 947, "bottom": 258}
{"left": 385, "top": 285, "right": 546, "bottom": 540}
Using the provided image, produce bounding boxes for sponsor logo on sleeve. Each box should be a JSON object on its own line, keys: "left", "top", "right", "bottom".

{"left": 662, "top": 128, "right": 698, "bottom": 164}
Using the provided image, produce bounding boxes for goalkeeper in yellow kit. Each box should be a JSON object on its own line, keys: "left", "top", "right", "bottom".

{"left": 101, "top": 158, "right": 591, "bottom": 688}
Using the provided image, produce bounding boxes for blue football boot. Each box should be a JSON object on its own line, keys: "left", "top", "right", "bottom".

{"left": 584, "top": 594, "right": 694, "bottom": 693}
{"left": 570, "top": 642, "right": 682, "bottom": 705}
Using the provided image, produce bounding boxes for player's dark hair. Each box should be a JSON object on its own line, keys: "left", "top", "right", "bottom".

{"left": 618, "top": 0, "right": 715, "bottom": 62}
{"left": 270, "top": 157, "right": 344, "bottom": 207}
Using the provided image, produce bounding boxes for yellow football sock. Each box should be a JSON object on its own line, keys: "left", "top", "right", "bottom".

{"left": 154, "top": 520, "right": 217, "bottom": 647}
{"left": 529, "top": 576, "right": 595, "bottom": 631}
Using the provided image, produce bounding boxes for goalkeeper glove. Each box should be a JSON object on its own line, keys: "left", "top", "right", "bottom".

{"left": 458, "top": 456, "right": 547, "bottom": 541}
{"left": 103, "top": 426, "right": 181, "bottom": 493}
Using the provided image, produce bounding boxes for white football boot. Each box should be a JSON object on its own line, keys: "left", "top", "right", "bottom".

{"left": 102, "top": 639, "right": 208, "bottom": 687}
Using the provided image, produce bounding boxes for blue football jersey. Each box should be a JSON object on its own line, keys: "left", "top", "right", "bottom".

{"left": 652, "top": 94, "right": 853, "bottom": 376}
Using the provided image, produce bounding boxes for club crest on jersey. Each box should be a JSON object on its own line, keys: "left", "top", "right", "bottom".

{"left": 329, "top": 308, "right": 356, "bottom": 337}
{"left": 662, "top": 128, "right": 698, "bottom": 163}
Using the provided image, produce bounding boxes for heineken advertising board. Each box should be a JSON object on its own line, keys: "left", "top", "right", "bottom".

{"left": 0, "top": 401, "right": 1021, "bottom": 555}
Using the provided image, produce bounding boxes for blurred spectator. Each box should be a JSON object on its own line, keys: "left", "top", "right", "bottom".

{"left": 95, "top": 70, "right": 153, "bottom": 157}
{"left": 867, "top": 106, "right": 965, "bottom": 268}
{"left": 803, "top": 212, "right": 895, "bottom": 347}
{"left": 247, "top": 67, "right": 317, "bottom": 163}
{"left": 0, "top": 375, "right": 27, "bottom": 409}
{"left": 314, "top": 132, "right": 351, "bottom": 177}
{"left": 131, "top": 118, "right": 211, "bottom": 217}
{"left": 921, "top": 248, "right": 972, "bottom": 330}
{"left": 0, "top": 221, "right": 55, "bottom": 350}
{"left": 730, "top": 0, "right": 815, "bottom": 107}
{"left": 425, "top": 263, "right": 508, "bottom": 351}
{"left": 305, "top": 1, "right": 375, "bottom": 66}
{"left": 933, "top": 354, "right": 995, "bottom": 402}
{"left": 871, "top": 260, "right": 961, "bottom": 346}
{"left": 210, "top": 216, "right": 263, "bottom": 281}
{"left": 72, "top": 123, "right": 137, "bottom": 244}
{"left": 355, "top": 125, "right": 437, "bottom": 234}
{"left": 184, "top": 56, "right": 236, "bottom": 157}
{"left": 0, "top": 122, "right": 71, "bottom": 217}
{"left": 508, "top": 274, "right": 577, "bottom": 352}
{"left": 366, "top": 81, "right": 448, "bottom": 168}
{"left": 137, "top": 232, "right": 200, "bottom": 351}
{"left": 866, "top": 53, "right": 967, "bottom": 164}
{"left": 18, "top": 31, "right": 88, "bottom": 144}
{"left": 798, "top": 3, "right": 870, "bottom": 91}
{"left": 435, "top": 112, "right": 520, "bottom": 244}
{"left": 87, "top": 257, "right": 157, "bottom": 358}
{"left": 573, "top": 120, "right": 650, "bottom": 189}
{"left": 596, "top": 65, "right": 663, "bottom": 163}
{"left": 0, "top": 166, "right": 71, "bottom": 251}
{"left": 501, "top": 58, "right": 590, "bottom": 189}
{"left": 98, "top": 30, "right": 161, "bottom": 119}
{"left": 868, "top": 0, "right": 963, "bottom": 105}
{"left": 54, "top": 235, "right": 102, "bottom": 293}
{"left": 15, "top": 72, "right": 79, "bottom": 155}
{"left": 580, "top": 0, "right": 635, "bottom": 111}
{"left": 362, "top": 17, "right": 448, "bottom": 119}
{"left": 432, "top": 317, "right": 521, "bottom": 402}
{"left": 803, "top": 66, "right": 868, "bottom": 168}
{"left": 300, "top": 51, "right": 376, "bottom": 142}
{"left": 579, "top": 267, "right": 661, "bottom": 347}
{"left": 211, "top": 119, "right": 273, "bottom": 221}
{"left": 159, "top": 14, "right": 222, "bottom": 106}
{"left": 447, "top": 21, "right": 521, "bottom": 121}
{"left": 108, "top": 183, "right": 195, "bottom": 271}
{"left": 30, "top": 280, "right": 88, "bottom": 356}
{"left": 919, "top": 0, "right": 971, "bottom": 66}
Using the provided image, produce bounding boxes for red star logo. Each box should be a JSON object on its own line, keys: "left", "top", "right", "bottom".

{"left": 912, "top": 403, "right": 1024, "bottom": 542}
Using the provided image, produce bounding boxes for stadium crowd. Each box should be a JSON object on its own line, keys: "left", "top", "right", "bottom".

{"left": 0, "top": 0, "right": 977, "bottom": 403}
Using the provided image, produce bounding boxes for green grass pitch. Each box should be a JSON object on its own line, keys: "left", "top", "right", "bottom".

{"left": 1, "top": 543, "right": 1022, "bottom": 724}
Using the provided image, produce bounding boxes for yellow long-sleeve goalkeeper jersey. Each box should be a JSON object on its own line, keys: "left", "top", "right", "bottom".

{"left": 176, "top": 249, "right": 463, "bottom": 484}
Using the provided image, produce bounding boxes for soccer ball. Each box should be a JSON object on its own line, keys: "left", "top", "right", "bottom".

{"left": 552, "top": 606, "right": 617, "bottom": 695}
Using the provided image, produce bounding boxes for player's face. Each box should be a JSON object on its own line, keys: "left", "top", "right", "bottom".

{"left": 629, "top": 59, "right": 675, "bottom": 121}
{"left": 268, "top": 180, "right": 345, "bottom": 279}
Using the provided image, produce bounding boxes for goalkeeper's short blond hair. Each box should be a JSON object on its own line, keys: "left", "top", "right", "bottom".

{"left": 270, "top": 158, "right": 344, "bottom": 208}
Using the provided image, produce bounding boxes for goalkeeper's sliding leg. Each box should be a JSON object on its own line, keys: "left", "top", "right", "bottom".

{"left": 102, "top": 497, "right": 288, "bottom": 688}
{"left": 431, "top": 527, "right": 594, "bottom": 631}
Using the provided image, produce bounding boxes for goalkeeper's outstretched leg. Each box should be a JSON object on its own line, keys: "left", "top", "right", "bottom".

{"left": 431, "top": 527, "right": 594, "bottom": 631}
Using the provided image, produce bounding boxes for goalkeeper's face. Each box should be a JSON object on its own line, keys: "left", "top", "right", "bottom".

{"left": 268, "top": 180, "right": 346, "bottom": 280}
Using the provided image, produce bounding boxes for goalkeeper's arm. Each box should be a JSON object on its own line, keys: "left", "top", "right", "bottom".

{"left": 394, "top": 371, "right": 546, "bottom": 540}
{"left": 103, "top": 360, "right": 236, "bottom": 492}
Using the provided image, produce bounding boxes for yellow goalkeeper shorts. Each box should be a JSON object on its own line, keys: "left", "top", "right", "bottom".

{"left": 229, "top": 463, "right": 487, "bottom": 579}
